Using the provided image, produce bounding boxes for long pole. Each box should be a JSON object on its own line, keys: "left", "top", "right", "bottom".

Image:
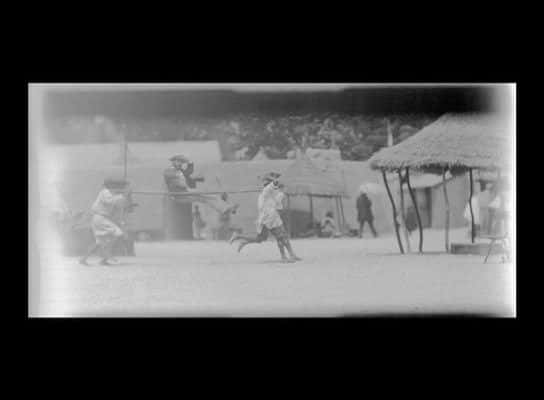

{"left": 405, "top": 168, "right": 423, "bottom": 253}
{"left": 442, "top": 168, "right": 450, "bottom": 252}
{"left": 468, "top": 168, "right": 475, "bottom": 243}
{"left": 339, "top": 196, "right": 346, "bottom": 234}
{"left": 381, "top": 169, "right": 404, "bottom": 254}
{"left": 397, "top": 169, "right": 411, "bottom": 253}
{"left": 309, "top": 194, "right": 314, "bottom": 229}
{"left": 123, "top": 129, "right": 128, "bottom": 181}
{"left": 132, "top": 189, "right": 261, "bottom": 196}
{"left": 335, "top": 196, "right": 342, "bottom": 232}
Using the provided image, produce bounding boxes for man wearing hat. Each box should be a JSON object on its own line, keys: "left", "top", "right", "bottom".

{"left": 79, "top": 178, "right": 130, "bottom": 266}
{"left": 230, "top": 172, "right": 301, "bottom": 263}
{"left": 164, "top": 155, "right": 205, "bottom": 194}
{"left": 356, "top": 185, "right": 378, "bottom": 238}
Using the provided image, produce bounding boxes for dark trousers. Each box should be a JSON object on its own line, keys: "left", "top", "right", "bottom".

{"left": 359, "top": 218, "right": 377, "bottom": 238}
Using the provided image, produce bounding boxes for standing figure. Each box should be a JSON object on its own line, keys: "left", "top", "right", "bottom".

{"left": 192, "top": 205, "right": 206, "bottom": 240}
{"left": 229, "top": 172, "right": 301, "bottom": 263}
{"left": 79, "top": 178, "right": 130, "bottom": 266}
{"left": 356, "top": 188, "right": 378, "bottom": 238}
{"left": 478, "top": 182, "right": 493, "bottom": 234}
{"left": 164, "top": 154, "right": 206, "bottom": 194}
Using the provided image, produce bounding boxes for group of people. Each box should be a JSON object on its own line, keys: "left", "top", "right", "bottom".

{"left": 79, "top": 154, "right": 383, "bottom": 265}
{"left": 464, "top": 181, "right": 511, "bottom": 237}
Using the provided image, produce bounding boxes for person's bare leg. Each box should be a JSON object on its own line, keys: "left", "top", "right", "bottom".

{"left": 276, "top": 240, "right": 289, "bottom": 261}
{"left": 238, "top": 237, "right": 262, "bottom": 252}
{"left": 237, "top": 239, "right": 250, "bottom": 253}
{"left": 369, "top": 220, "right": 378, "bottom": 238}
{"left": 282, "top": 237, "right": 301, "bottom": 261}
{"left": 100, "top": 241, "right": 114, "bottom": 265}
{"left": 79, "top": 242, "right": 100, "bottom": 265}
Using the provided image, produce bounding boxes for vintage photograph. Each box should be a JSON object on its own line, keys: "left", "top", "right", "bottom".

{"left": 28, "top": 83, "right": 515, "bottom": 317}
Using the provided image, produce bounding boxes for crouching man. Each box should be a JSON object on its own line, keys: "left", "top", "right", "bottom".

{"left": 79, "top": 178, "right": 130, "bottom": 266}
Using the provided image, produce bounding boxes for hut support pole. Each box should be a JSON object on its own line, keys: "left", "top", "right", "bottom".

{"left": 381, "top": 169, "right": 404, "bottom": 254}
{"left": 335, "top": 196, "right": 342, "bottom": 232}
{"left": 442, "top": 168, "right": 450, "bottom": 252}
{"left": 309, "top": 194, "right": 314, "bottom": 229}
{"left": 397, "top": 169, "right": 411, "bottom": 253}
{"left": 406, "top": 168, "right": 423, "bottom": 253}
{"left": 339, "top": 197, "right": 346, "bottom": 234}
{"left": 468, "top": 168, "right": 475, "bottom": 243}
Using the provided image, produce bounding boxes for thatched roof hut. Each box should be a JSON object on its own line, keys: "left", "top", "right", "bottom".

{"left": 368, "top": 112, "right": 513, "bottom": 253}
{"left": 281, "top": 154, "right": 347, "bottom": 197}
{"left": 369, "top": 113, "right": 512, "bottom": 173}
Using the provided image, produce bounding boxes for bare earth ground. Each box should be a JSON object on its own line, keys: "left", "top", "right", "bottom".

{"left": 33, "top": 228, "right": 515, "bottom": 317}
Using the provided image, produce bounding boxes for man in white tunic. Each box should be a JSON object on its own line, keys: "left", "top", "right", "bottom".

{"left": 230, "top": 172, "right": 301, "bottom": 263}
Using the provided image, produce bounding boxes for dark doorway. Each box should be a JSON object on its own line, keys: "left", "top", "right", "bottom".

{"left": 164, "top": 199, "right": 194, "bottom": 240}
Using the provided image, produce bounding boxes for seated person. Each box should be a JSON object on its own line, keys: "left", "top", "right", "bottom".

{"left": 319, "top": 211, "right": 341, "bottom": 238}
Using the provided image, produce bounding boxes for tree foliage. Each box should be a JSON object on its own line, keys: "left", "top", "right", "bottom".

{"left": 48, "top": 113, "right": 436, "bottom": 161}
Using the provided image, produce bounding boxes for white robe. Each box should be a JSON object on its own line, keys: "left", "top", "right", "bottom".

{"left": 256, "top": 183, "right": 284, "bottom": 233}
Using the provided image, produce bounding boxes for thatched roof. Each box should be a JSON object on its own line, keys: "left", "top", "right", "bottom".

{"left": 280, "top": 154, "right": 347, "bottom": 197}
{"left": 369, "top": 113, "right": 512, "bottom": 172}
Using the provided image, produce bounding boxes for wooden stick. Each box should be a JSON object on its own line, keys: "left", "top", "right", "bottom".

{"left": 468, "top": 168, "right": 475, "bottom": 243}
{"left": 405, "top": 168, "right": 423, "bottom": 253}
{"left": 442, "top": 168, "right": 450, "bottom": 252}
{"left": 132, "top": 189, "right": 261, "bottom": 196}
{"left": 397, "top": 169, "right": 411, "bottom": 253}
{"left": 381, "top": 169, "right": 404, "bottom": 254}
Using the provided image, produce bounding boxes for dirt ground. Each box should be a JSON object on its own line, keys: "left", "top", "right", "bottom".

{"left": 31, "top": 228, "right": 515, "bottom": 317}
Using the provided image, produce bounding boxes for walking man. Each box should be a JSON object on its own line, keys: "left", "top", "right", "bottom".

{"left": 356, "top": 187, "right": 378, "bottom": 238}
{"left": 79, "top": 178, "right": 130, "bottom": 266}
{"left": 230, "top": 172, "right": 301, "bottom": 263}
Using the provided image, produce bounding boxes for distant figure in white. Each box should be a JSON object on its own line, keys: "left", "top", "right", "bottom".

{"left": 320, "top": 211, "right": 342, "bottom": 238}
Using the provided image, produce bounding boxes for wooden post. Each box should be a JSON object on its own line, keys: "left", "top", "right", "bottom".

{"left": 335, "top": 196, "right": 342, "bottom": 232}
{"left": 381, "top": 169, "right": 404, "bottom": 254}
{"left": 397, "top": 169, "right": 411, "bottom": 253}
{"left": 405, "top": 168, "right": 423, "bottom": 253}
{"left": 468, "top": 168, "right": 475, "bottom": 243}
{"left": 309, "top": 194, "right": 314, "bottom": 229}
{"left": 339, "top": 196, "right": 346, "bottom": 234}
{"left": 123, "top": 129, "right": 128, "bottom": 181}
{"left": 442, "top": 168, "right": 450, "bottom": 252}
